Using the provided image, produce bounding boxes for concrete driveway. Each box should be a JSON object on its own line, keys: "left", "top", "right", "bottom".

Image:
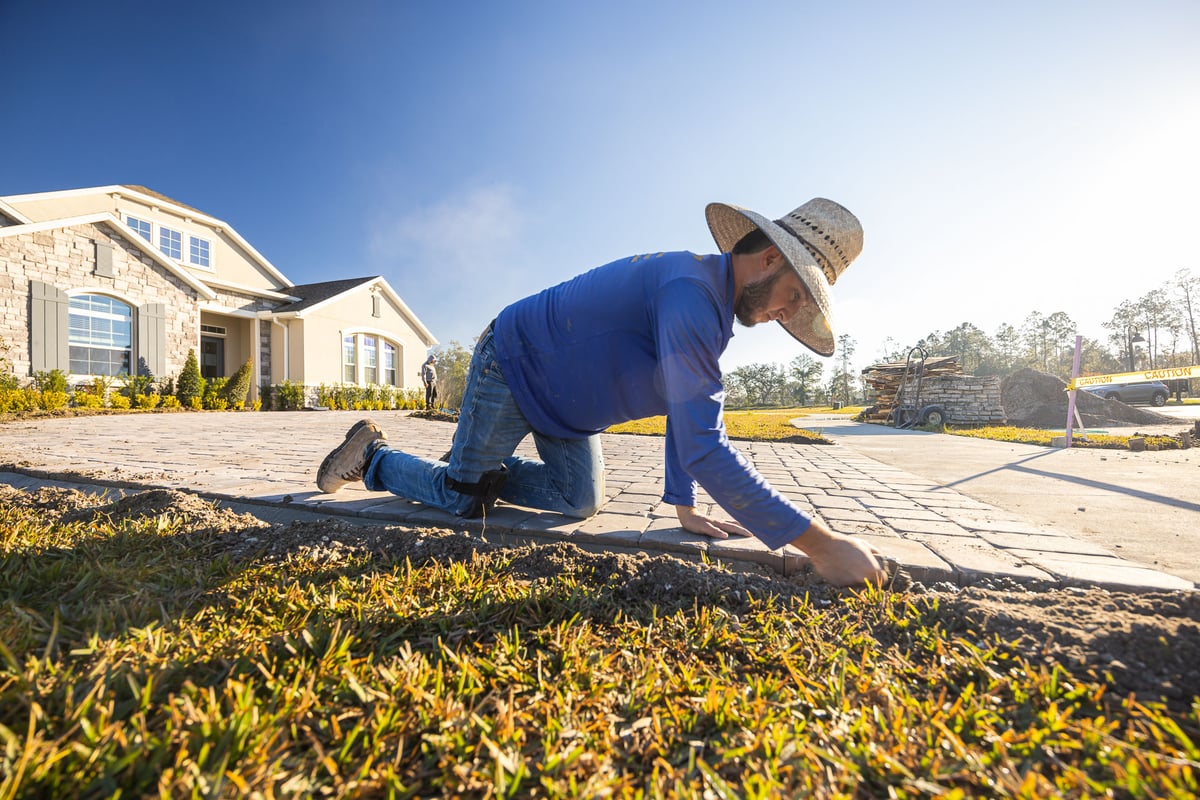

{"left": 801, "top": 415, "right": 1200, "bottom": 585}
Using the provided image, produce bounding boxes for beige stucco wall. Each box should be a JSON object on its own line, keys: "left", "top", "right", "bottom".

{"left": 265, "top": 316, "right": 306, "bottom": 385}
{"left": 0, "top": 221, "right": 200, "bottom": 381}
{"left": 293, "top": 286, "right": 428, "bottom": 389}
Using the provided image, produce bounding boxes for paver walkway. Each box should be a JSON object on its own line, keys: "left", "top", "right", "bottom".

{"left": 0, "top": 410, "right": 1191, "bottom": 592}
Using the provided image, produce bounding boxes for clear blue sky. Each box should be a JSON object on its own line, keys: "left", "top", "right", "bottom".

{"left": 4, "top": 0, "right": 1198, "bottom": 376}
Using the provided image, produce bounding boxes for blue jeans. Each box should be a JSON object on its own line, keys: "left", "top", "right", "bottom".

{"left": 364, "top": 325, "right": 606, "bottom": 518}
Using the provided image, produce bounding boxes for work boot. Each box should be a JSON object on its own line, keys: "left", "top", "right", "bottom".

{"left": 316, "top": 419, "right": 387, "bottom": 493}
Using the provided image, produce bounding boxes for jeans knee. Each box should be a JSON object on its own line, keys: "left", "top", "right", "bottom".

{"left": 563, "top": 479, "right": 604, "bottom": 518}
{"left": 562, "top": 501, "right": 599, "bottom": 519}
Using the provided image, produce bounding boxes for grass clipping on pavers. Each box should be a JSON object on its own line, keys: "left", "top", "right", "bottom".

{"left": 2, "top": 485, "right": 1199, "bottom": 797}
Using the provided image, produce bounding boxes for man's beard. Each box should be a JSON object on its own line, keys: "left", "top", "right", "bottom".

{"left": 734, "top": 265, "right": 787, "bottom": 327}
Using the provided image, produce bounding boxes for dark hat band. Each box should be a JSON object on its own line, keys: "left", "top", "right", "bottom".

{"left": 774, "top": 215, "right": 848, "bottom": 285}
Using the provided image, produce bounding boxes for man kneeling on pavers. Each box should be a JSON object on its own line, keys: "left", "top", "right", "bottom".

{"left": 317, "top": 197, "right": 886, "bottom": 588}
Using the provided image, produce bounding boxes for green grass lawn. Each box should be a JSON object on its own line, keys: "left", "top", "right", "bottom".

{"left": 608, "top": 407, "right": 867, "bottom": 444}
{"left": 945, "top": 425, "right": 1186, "bottom": 450}
{"left": 609, "top": 406, "right": 1190, "bottom": 451}
{"left": 2, "top": 488, "right": 1198, "bottom": 797}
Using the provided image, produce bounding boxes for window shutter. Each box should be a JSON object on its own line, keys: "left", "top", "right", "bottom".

{"left": 94, "top": 241, "right": 114, "bottom": 278}
{"left": 372, "top": 294, "right": 381, "bottom": 317}
{"left": 137, "top": 302, "right": 167, "bottom": 377}
{"left": 30, "top": 280, "right": 69, "bottom": 373}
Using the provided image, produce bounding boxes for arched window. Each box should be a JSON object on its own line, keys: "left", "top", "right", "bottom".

{"left": 342, "top": 333, "right": 401, "bottom": 386}
{"left": 69, "top": 294, "right": 132, "bottom": 376}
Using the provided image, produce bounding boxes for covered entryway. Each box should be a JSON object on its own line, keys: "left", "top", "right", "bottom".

{"left": 200, "top": 334, "right": 225, "bottom": 380}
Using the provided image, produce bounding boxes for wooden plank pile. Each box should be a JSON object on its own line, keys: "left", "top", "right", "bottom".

{"left": 861, "top": 355, "right": 963, "bottom": 423}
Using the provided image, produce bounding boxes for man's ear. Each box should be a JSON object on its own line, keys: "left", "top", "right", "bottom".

{"left": 761, "top": 244, "right": 785, "bottom": 273}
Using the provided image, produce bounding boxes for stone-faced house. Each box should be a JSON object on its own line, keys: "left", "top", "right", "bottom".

{"left": 0, "top": 185, "right": 436, "bottom": 404}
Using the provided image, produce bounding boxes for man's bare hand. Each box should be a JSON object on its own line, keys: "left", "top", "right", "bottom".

{"left": 790, "top": 521, "right": 887, "bottom": 588}
{"left": 675, "top": 505, "right": 753, "bottom": 540}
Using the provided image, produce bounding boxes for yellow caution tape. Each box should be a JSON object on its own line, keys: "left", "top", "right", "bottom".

{"left": 1068, "top": 365, "right": 1200, "bottom": 391}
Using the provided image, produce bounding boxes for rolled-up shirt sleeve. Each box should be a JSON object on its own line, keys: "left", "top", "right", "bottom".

{"left": 653, "top": 280, "right": 812, "bottom": 550}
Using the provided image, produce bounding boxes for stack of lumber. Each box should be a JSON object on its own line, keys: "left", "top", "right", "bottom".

{"left": 861, "top": 355, "right": 963, "bottom": 423}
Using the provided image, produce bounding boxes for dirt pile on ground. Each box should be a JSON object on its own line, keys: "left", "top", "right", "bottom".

{"left": 409, "top": 408, "right": 459, "bottom": 423}
{"left": 1001, "top": 368, "right": 1176, "bottom": 428}
{"left": 10, "top": 484, "right": 1200, "bottom": 706}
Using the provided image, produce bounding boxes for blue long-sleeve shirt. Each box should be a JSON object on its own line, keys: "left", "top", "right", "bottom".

{"left": 492, "top": 251, "right": 812, "bottom": 550}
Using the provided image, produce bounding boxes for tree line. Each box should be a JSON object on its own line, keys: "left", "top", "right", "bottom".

{"left": 721, "top": 268, "right": 1199, "bottom": 408}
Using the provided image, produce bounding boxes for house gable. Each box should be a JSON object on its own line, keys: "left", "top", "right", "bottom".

{"left": 267, "top": 277, "right": 437, "bottom": 390}
{"left": 1, "top": 185, "right": 291, "bottom": 298}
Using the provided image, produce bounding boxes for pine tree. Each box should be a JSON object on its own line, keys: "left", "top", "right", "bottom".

{"left": 176, "top": 349, "right": 205, "bottom": 408}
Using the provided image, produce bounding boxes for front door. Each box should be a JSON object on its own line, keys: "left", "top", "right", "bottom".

{"left": 200, "top": 335, "right": 225, "bottom": 380}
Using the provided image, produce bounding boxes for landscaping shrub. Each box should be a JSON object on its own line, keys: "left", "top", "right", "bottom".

{"left": 71, "top": 390, "right": 103, "bottom": 409}
{"left": 32, "top": 369, "right": 68, "bottom": 394}
{"left": 37, "top": 390, "right": 69, "bottom": 410}
{"left": 276, "top": 380, "right": 305, "bottom": 410}
{"left": 258, "top": 381, "right": 273, "bottom": 411}
{"left": 121, "top": 373, "right": 155, "bottom": 401}
{"left": 176, "top": 349, "right": 205, "bottom": 408}
{"left": 219, "top": 359, "right": 254, "bottom": 410}
{"left": 202, "top": 378, "right": 229, "bottom": 410}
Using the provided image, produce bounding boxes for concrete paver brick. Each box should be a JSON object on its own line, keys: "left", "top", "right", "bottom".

{"left": 904, "top": 534, "right": 1056, "bottom": 583}
{"left": 808, "top": 494, "right": 866, "bottom": 510}
{"left": 855, "top": 533, "right": 956, "bottom": 584}
{"left": 1015, "top": 553, "right": 1195, "bottom": 592}
{"left": 886, "top": 518, "right": 975, "bottom": 536}
{"left": 816, "top": 508, "right": 882, "bottom": 524}
{"left": 979, "top": 532, "right": 1117, "bottom": 555}
{"left": 871, "top": 508, "right": 947, "bottom": 523}
{"left": 640, "top": 517, "right": 711, "bottom": 557}
{"left": 0, "top": 411, "right": 1191, "bottom": 593}
{"left": 572, "top": 513, "right": 648, "bottom": 544}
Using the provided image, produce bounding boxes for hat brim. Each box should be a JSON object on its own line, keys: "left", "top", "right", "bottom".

{"left": 705, "top": 203, "right": 836, "bottom": 357}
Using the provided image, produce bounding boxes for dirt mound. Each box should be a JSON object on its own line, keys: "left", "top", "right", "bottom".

{"left": 1001, "top": 368, "right": 1176, "bottom": 428}
{"left": 936, "top": 587, "right": 1200, "bottom": 703}
{"left": 409, "top": 408, "right": 459, "bottom": 423}
{"left": 61, "top": 488, "right": 272, "bottom": 538}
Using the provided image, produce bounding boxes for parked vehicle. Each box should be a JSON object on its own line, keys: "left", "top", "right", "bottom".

{"left": 1080, "top": 381, "right": 1169, "bottom": 407}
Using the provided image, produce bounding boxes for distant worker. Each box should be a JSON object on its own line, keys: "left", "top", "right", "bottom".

{"left": 420, "top": 355, "right": 438, "bottom": 410}
{"left": 318, "top": 197, "right": 886, "bottom": 587}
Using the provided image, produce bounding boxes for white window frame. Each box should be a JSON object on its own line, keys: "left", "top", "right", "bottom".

{"left": 382, "top": 342, "right": 397, "bottom": 386}
{"left": 362, "top": 336, "right": 378, "bottom": 384}
{"left": 159, "top": 226, "right": 183, "bottom": 260}
{"left": 342, "top": 335, "right": 357, "bottom": 383}
{"left": 126, "top": 215, "right": 153, "bottom": 242}
{"left": 67, "top": 292, "right": 134, "bottom": 378}
{"left": 342, "top": 332, "right": 401, "bottom": 386}
{"left": 123, "top": 215, "right": 216, "bottom": 269}
{"left": 188, "top": 235, "right": 212, "bottom": 269}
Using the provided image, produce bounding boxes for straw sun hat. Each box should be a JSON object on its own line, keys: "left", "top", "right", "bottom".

{"left": 705, "top": 198, "right": 864, "bottom": 357}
